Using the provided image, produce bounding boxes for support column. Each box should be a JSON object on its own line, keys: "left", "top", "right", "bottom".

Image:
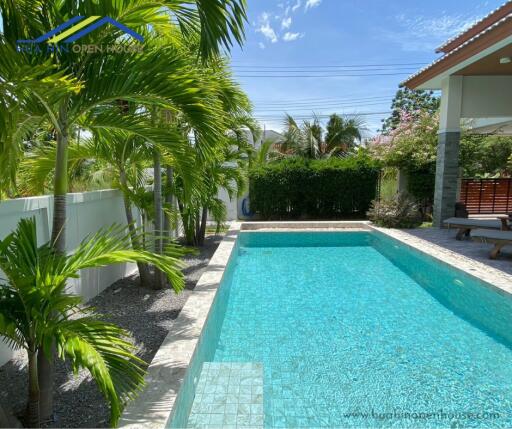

{"left": 433, "top": 76, "right": 462, "bottom": 227}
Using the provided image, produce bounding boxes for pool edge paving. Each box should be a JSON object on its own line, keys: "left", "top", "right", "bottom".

{"left": 119, "top": 223, "right": 241, "bottom": 429}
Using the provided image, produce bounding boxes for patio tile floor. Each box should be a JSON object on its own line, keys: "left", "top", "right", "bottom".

{"left": 406, "top": 227, "right": 512, "bottom": 276}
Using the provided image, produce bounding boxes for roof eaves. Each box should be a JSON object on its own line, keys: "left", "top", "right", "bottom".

{"left": 436, "top": 0, "right": 512, "bottom": 53}
{"left": 403, "top": 13, "right": 512, "bottom": 88}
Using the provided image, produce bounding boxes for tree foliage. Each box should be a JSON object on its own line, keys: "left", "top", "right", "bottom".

{"left": 381, "top": 85, "right": 440, "bottom": 133}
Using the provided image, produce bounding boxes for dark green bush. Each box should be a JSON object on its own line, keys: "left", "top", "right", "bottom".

{"left": 406, "top": 164, "right": 435, "bottom": 202}
{"left": 249, "top": 156, "right": 380, "bottom": 219}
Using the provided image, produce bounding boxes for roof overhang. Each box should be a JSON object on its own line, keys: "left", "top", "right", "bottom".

{"left": 468, "top": 117, "right": 512, "bottom": 135}
{"left": 404, "top": 13, "right": 512, "bottom": 90}
{"left": 436, "top": 1, "right": 512, "bottom": 53}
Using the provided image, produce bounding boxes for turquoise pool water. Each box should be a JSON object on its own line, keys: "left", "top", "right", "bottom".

{"left": 171, "top": 231, "right": 512, "bottom": 428}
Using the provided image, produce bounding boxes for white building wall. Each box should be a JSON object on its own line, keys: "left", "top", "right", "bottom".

{"left": 0, "top": 189, "right": 144, "bottom": 366}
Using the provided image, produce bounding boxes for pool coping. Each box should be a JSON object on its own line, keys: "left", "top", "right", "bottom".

{"left": 119, "top": 222, "right": 241, "bottom": 429}
{"left": 119, "top": 221, "right": 512, "bottom": 429}
{"left": 371, "top": 225, "right": 512, "bottom": 296}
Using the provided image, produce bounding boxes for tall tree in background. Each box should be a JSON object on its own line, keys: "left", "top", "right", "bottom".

{"left": 381, "top": 85, "right": 440, "bottom": 133}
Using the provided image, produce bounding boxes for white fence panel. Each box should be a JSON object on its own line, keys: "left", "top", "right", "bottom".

{"left": 0, "top": 189, "right": 142, "bottom": 366}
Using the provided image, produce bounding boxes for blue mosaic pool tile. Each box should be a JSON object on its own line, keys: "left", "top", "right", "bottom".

{"left": 177, "top": 232, "right": 512, "bottom": 428}
{"left": 187, "top": 362, "right": 264, "bottom": 428}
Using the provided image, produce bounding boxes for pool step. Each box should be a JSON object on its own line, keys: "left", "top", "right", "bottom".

{"left": 187, "top": 362, "right": 264, "bottom": 428}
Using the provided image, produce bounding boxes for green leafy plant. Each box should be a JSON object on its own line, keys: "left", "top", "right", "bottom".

{"left": 0, "top": 218, "right": 185, "bottom": 427}
{"left": 249, "top": 155, "right": 380, "bottom": 220}
{"left": 367, "top": 193, "right": 423, "bottom": 228}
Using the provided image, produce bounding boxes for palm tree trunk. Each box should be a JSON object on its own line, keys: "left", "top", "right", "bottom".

{"left": 195, "top": 210, "right": 200, "bottom": 245}
{"left": 152, "top": 150, "right": 165, "bottom": 290}
{"left": 27, "top": 349, "right": 40, "bottom": 428}
{"left": 198, "top": 206, "right": 208, "bottom": 246}
{"left": 163, "top": 166, "right": 174, "bottom": 247}
{"left": 51, "top": 111, "right": 68, "bottom": 251}
{"left": 120, "top": 170, "right": 152, "bottom": 288}
{"left": 178, "top": 201, "right": 197, "bottom": 246}
{"left": 40, "top": 108, "right": 69, "bottom": 423}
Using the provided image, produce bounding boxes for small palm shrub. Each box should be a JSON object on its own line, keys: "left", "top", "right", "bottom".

{"left": 367, "top": 193, "right": 422, "bottom": 228}
{"left": 0, "top": 218, "right": 185, "bottom": 427}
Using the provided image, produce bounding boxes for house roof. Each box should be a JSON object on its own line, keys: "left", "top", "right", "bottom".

{"left": 404, "top": 2, "right": 512, "bottom": 89}
{"left": 436, "top": 1, "right": 512, "bottom": 53}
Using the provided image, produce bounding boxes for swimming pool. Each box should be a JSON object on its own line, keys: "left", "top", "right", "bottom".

{"left": 169, "top": 230, "right": 512, "bottom": 428}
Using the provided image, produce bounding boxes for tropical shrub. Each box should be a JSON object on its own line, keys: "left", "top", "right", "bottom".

{"left": 249, "top": 155, "right": 380, "bottom": 219}
{"left": 0, "top": 218, "right": 185, "bottom": 427}
{"left": 367, "top": 193, "right": 423, "bottom": 228}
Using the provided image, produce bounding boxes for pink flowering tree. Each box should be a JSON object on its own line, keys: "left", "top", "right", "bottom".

{"left": 369, "top": 109, "right": 440, "bottom": 216}
{"left": 369, "top": 109, "right": 439, "bottom": 170}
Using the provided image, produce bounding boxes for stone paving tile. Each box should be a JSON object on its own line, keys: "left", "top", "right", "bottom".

{"left": 374, "top": 226, "right": 512, "bottom": 295}
{"left": 187, "top": 362, "right": 264, "bottom": 429}
{"left": 404, "top": 227, "right": 512, "bottom": 275}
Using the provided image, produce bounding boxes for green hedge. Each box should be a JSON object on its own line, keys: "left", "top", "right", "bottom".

{"left": 249, "top": 156, "right": 380, "bottom": 219}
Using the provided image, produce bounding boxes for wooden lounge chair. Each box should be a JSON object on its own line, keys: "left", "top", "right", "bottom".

{"left": 471, "top": 229, "right": 512, "bottom": 259}
{"left": 443, "top": 217, "right": 510, "bottom": 240}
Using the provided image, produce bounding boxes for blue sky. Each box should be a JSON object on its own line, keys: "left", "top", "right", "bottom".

{"left": 229, "top": 0, "right": 504, "bottom": 135}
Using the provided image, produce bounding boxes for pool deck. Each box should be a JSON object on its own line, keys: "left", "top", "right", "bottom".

{"left": 404, "top": 227, "right": 512, "bottom": 276}
{"left": 119, "top": 222, "right": 512, "bottom": 429}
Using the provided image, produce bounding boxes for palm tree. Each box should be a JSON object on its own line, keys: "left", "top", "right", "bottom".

{"left": 0, "top": 218, "right": 185, "bottom": 427}
{"left": 1, "top": 2, "right": 248, "bottom": 418}
{"left": 2, "top": 44, "right": 222, "bottom": 421}
{"left": 325, "top": 113, "right": 366, "bottom": 153}
{"left": 0, "top": 0, "right": 247, "bottom": 253}
{"left": 277, "top": 113, "right": 367, "bottom": 159}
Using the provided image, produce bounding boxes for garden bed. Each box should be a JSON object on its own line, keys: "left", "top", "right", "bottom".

{"left": 0, "top": 234, "right": 223, "bottom": 428}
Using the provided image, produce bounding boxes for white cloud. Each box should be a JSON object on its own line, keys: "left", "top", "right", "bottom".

{"left": 258, "top": 42, "right": 266, "bottom": 49}
{"left": 281, "top": 16, "right": 292, "bottom": 29}
{"left": 384, "top": 13, "right": 479, "bottom": 52}
{"left": 305, "top": 0, "right": 321, "bottom": 11}
{"left": 283, "top": 31, "right": 303, "bottom": 42}
{"left": 256, "top": 12, "right": 278, "bottom": 43}
{"left": 291, "top": 0, "right": 301, "bottom": 13}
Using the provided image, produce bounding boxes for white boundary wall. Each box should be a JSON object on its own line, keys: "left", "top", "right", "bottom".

{"left": 0, "top": 189, "right": 143, "bottom": 366}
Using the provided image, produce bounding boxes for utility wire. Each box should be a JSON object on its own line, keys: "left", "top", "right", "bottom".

{"left": 253, "top": 111, "right": 391, "bottom": 119}
{"left": 252, "top": 96, "right": 393, "bottom": 108}
{"left": 230, "top": 62, "right": 428, "bottom": 68}
{"left": 250, "top": 93, "right": 396, "bottom": 103}
{"left": 253, "top": 102, "right": 391, "bottom": 113}
{"left": 233, "top": 67, "right": 418, "bottom": 73}
{"left": 237, "top": 72, "right": 413, "bottom": 78}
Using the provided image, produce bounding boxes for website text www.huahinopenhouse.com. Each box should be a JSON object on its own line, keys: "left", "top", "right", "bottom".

{"left": 342, "top": 409, "right": 501, "bottom": 422}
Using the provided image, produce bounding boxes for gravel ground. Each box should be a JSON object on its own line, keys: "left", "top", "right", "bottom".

{"left": 0, "top": 234, "right": 223, "bottom": 428}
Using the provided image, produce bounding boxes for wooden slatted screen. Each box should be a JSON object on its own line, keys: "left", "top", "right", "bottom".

{"left": 460, "top": 178, "right": 512, "bottom": 214}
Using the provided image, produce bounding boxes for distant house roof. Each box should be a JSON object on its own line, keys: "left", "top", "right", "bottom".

{"left": 404, "top": 1, "right": 512, "bottom": 89}
{"left": 243, "top": 129, "right": 283, "bottom": 150}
